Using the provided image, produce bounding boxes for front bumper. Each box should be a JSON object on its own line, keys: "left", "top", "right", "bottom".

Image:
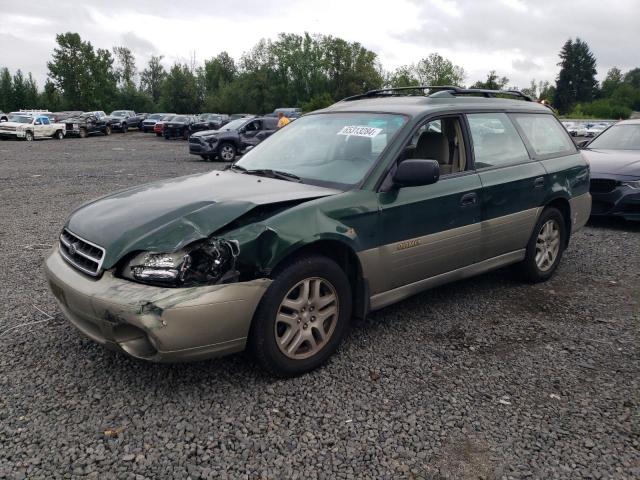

{"left": 189, "top": 137, "right": 218, "bottom": 155}
{"left": 590, "top": 185, "right": 640, "bottom": 221}
{"left": 45, "top": 245, "right": 271, "bottom": 362}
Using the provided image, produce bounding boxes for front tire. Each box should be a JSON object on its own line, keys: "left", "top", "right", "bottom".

{"left": 104, "top": 126, "right": 111, "bottom": 136}
{"left": 55, "top": 130, "right": 64, "bottom": 140}
{"left": 520, "top": 207, "right": 566, "bottom": 283}
{"left": 25, "top": 131, "right": 34, "bottom": 141}
{"left": 218, "top": 142, "right": 236, "bottom": 162}
{"left": 79, "top": 127, "right": 87, "bottom": 138}
{"left": 122, "top": 123, "right": 128, "bottom": 133}
{"left": 250, "top": 255, "right": 352, "bottom": 377}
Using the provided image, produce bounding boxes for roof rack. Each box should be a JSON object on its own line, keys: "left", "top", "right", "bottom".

{"left": 342, "top": 86, "right": 533, "bottom": 102}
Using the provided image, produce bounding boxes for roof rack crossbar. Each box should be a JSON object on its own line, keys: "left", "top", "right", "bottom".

{"left": 341, "top": 85, "right": 533, "bottom": 102}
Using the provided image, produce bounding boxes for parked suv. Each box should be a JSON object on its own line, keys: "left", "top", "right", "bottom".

{"left": 189, "top": 116, "right": 278, "bottom": 161}
{"left": 45, "top": 86, "right": 590, "bottom": 376}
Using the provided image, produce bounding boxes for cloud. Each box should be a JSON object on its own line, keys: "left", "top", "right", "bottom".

{"left": 0, "top": 0, "right": 638, "bottom": 89}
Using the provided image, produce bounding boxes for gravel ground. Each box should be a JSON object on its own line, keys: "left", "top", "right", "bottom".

{"left": 0, "top": 132, "right": 638, "bottom": 479}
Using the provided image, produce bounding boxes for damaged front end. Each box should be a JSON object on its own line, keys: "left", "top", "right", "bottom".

{"left": 120, "top": 238, "right": 241, "bottom": 287}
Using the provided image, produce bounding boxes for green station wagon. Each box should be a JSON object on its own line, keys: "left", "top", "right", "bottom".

{"left": 45, "top": 86, "right": 591, "bottom": 376}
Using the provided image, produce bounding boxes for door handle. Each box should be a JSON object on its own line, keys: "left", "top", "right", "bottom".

{"left": 534, "top": 177, "right": 545, "bottom": 189}
{"left": 460, "top": 192, "right": 478, "bottom": 206}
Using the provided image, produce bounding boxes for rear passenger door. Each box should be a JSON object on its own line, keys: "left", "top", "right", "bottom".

{"left": 466, "top": 112, "right": 547, "bottom": 260}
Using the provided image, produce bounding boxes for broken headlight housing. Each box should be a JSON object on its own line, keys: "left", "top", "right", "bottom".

{"left": 121, "top": 238, "right": 240, "bottom": 287}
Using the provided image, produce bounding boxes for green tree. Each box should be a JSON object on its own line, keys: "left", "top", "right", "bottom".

{"left": 160, "top": 64, "right": 200, "bottom": 112}
{"left": 113, "top": 46, "right": 137, "bottom": 89}
{"left": 554, "top": 38, "right": 598, "bottom": 114}
{"left": 203, "top": 51, "right": 236, "bottom": 93}
{"left": 623, "top": 68, "right": 640, "bottom": 89}
{"left": 0, "top": 67, "right": 13, "bottom": 111}
{"left": 91, "top": 48, "right": 118, "bottom": 110}
{"left": 414, "top": 53, "right": 465, "bottom": 86}
{"left": 47, "top": 32, "right": 97, "bottom": 109}
{"left": 387, "top": 65, "right": 420, "bottom": 88}
{"left": 471, "top": 70, "right": 510, "bottom": 90}
{"left": 40, "top": 78, "right": 62, "bottom": 111}
{"left": 601, "top": 67, "right": 623, "bottom": 97}
{"left": 12, "top": 70, "right": 27, "bottom": 109}
{"left": 140, "top": 55, "right": 166, "bottom": 105}
{"left": 24, "top": 73, "right": 39, "bottom": 108}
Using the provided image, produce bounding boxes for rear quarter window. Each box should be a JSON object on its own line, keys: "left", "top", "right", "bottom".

{"left": 512, "top": 114, "right": 576, "bottom": 157}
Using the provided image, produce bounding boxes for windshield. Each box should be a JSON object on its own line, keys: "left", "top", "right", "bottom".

{"left": 221, "top": 118, "right": 249, "bottom": 131}
{"left": 161, "top": 115, "right": 175, "bottom": 121}
{"left": 110, "top": 111, "right": 127, "bottom": 117}
{"left": 236, "top": 113, "right": 407, "bottom": 186}
{"left": 588, "top": 124, "right": 640, "bottom": 150}
{"left": 172, "top": 116, "right": 187, "bottom": 122}
{"left": 8, "top": 115, "right": 32, "bottom": 123}
{"left": 148, "top": 114, "right": 163, "bottom": 120}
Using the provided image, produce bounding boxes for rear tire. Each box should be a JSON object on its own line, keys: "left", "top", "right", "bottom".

{"left": 249, "top": 255, "right": 352, "bottom": 377}
{"left": 520, "top": 207, "right": 566, "bottom": 283}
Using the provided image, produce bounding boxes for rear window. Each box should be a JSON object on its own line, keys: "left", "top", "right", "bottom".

{"left": 512, "top": 114, "right": 575, "bottom": 157}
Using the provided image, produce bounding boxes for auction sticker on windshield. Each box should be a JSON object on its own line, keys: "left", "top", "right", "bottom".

{"left": 337, "top": 126, "right": 383, "bottom": 137}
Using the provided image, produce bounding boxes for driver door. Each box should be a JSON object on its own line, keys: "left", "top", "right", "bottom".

{"left": 240, "top": 120, "right": 262, "bottom": 147}
{"left": 374, "top": 115, "right": 482, "bottom": 292}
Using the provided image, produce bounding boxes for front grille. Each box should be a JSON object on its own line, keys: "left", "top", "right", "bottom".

{"left": 590, "top": 179, "right": 618, "bottom": 194}
{"left": 189, "top": 137, "right": 203, "bottom": 144}
{"left": 65, "top": 124, "right": 74, "bottom": 131}
{"left": 59, "top": 229, "right": 105, "bottom": 276}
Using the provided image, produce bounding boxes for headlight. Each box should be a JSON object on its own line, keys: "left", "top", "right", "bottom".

{"left": 622, "top": 180, "right": 640, "bottom": 189}
{"left": 121, "top": 238, "right": 240, "bottom": 287}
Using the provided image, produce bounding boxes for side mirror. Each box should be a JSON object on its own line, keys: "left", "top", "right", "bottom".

{"left": 577, "top": 139, "right": 590, "bottom": 149}
{"left": 244, "top": 145, "right": 255, "bottom": 153}
{"left": 393, "top": 159, "right": 440, "bottom": 187}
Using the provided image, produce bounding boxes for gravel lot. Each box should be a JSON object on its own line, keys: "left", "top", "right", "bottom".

{"left": 1, "top": 132, "right": 638, "bottom": 479}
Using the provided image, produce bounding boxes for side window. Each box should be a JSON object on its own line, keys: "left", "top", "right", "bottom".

{"left": 404, "top": 117, "right": 468, "bottom": 176}
{"left": 34, "top": 118, "right": 42, "bottom": 125}
{"left": 42, "top": 117, "right": 50, "bottom": 125}
{"left": 467, "top": 113, "right": 529, "bottom": 169}
{"left": 512, "top": 114, "right": 575, "bottom": 157}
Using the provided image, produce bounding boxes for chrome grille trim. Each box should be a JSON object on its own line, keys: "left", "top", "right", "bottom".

{"left": 59, "top": 229, "right": 106, "bottom": 277}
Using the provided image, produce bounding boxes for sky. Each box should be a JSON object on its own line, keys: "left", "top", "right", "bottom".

{"left": 1, "top": 0, "right": 639, "bottom": 90}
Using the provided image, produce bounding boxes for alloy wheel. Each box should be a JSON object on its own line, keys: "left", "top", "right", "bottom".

{"left": 220, "top": 145, "right": 235, "bottom": 161}
{"left": 535, "top": 219, "right": 560, "bottom": 272}
{"left": 275, "top": 277, "right": 339, "bottom": 360}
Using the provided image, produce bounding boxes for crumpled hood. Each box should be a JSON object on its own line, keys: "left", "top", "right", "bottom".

{"left": 66, "top": 170, "right": 340, "bottom": 269}
{"left": 191, "top": 128, "right": 223, "bottom": 137}
{"left": 582, "top": 149, "right": 640, "bottom": 177}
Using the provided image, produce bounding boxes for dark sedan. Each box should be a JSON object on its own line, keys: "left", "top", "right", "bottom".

{"left": 582, "top": 119, "right": 640, "bottom": 221}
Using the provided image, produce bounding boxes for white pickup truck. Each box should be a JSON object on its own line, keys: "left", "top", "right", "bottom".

{"left": 0, "top": 113, "right": 66, "bottom": 141}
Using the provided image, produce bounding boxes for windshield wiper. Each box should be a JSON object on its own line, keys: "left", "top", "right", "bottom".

{"left": 228, "top": 164, "right": 301, "bottom": 182}
{"left": 245, "top": 169, "right": 302, "bottom": 182}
